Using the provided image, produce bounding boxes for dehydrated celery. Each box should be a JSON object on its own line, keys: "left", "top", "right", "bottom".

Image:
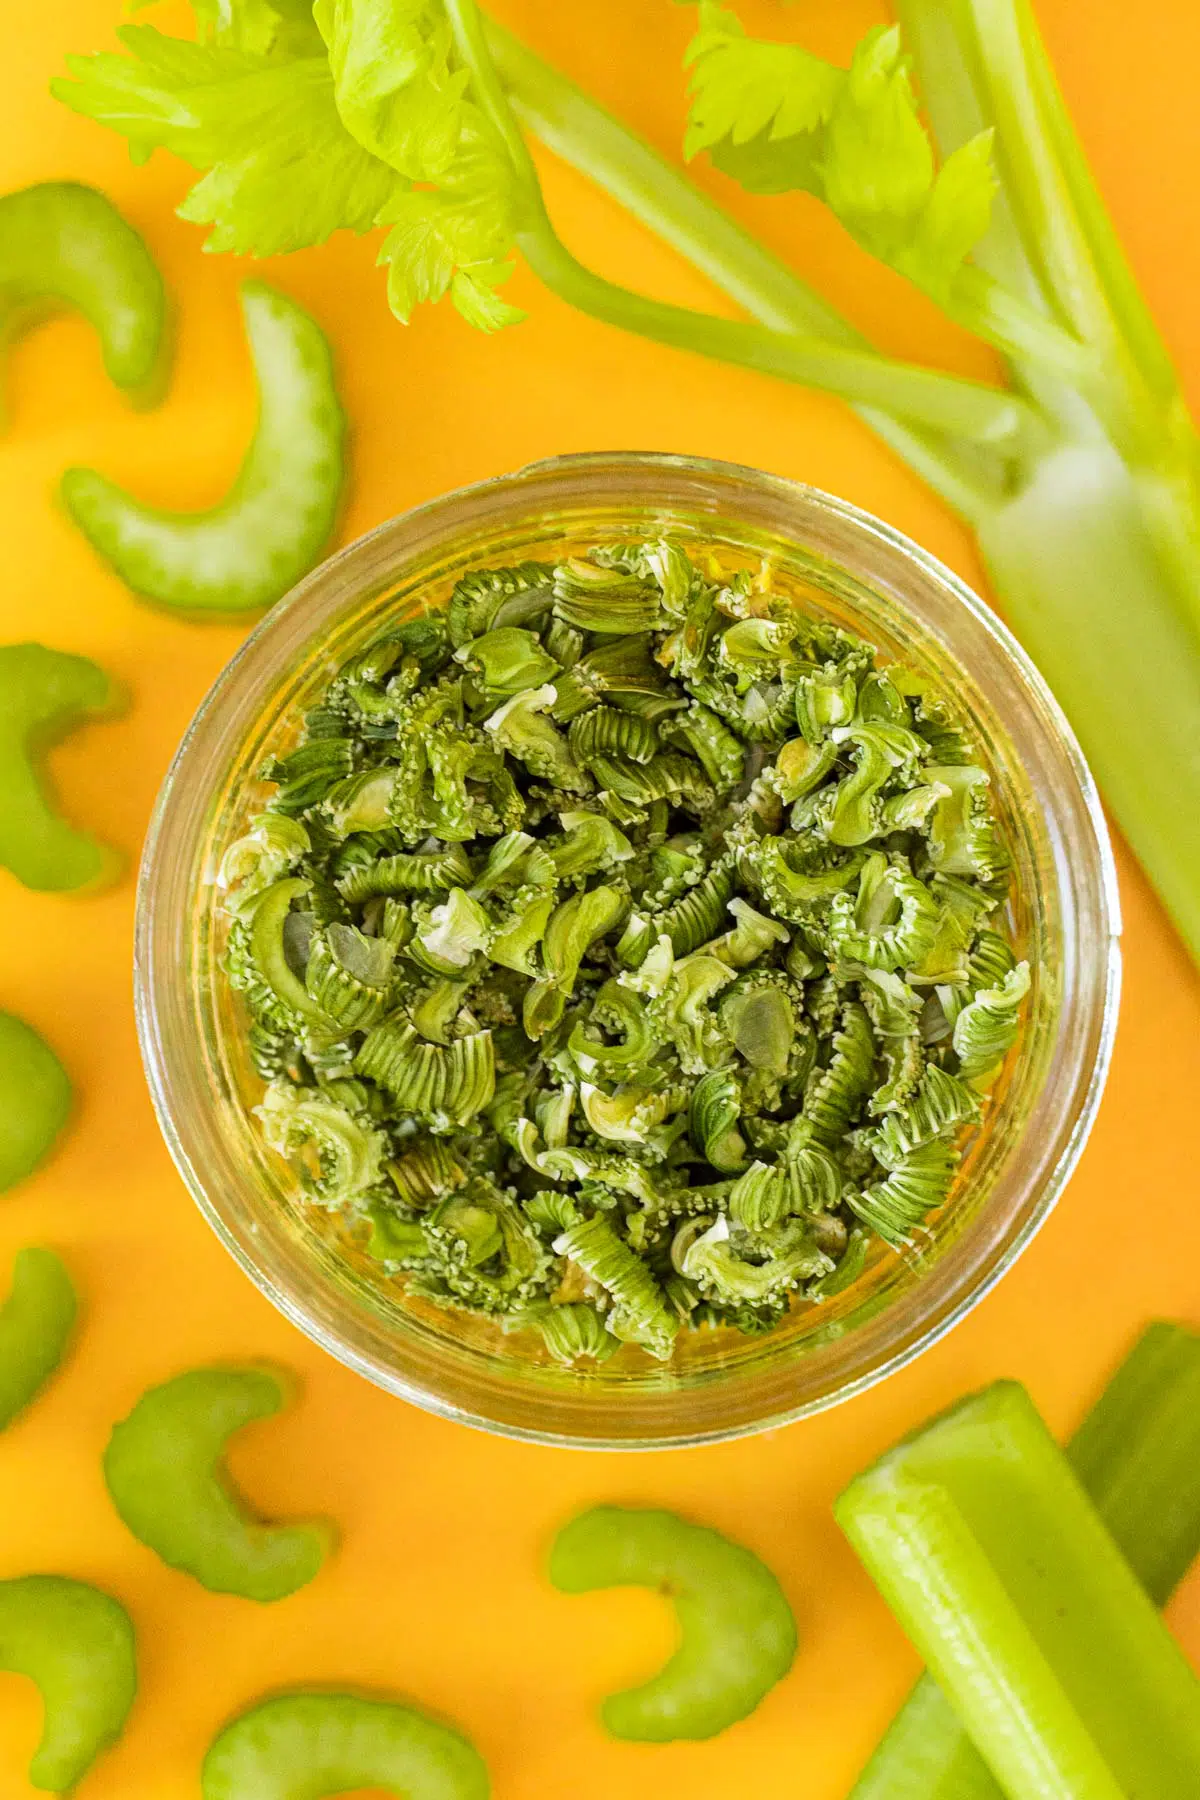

{"left": 220, "top": 539, "right": 1023, "bottom": 1360}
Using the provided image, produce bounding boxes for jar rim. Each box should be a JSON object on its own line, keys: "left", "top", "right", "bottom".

{"left": 134, "top": 453, "right": 1122, "bottom": 1449}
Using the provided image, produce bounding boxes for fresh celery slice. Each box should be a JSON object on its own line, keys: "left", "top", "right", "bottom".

{"left": 0, "top": 1249, "right": 77, "bottom": 1430}
{"left": 548, "top": 1505, "right": 797, "bottom": 1741}
{"left": 0, "top": 642, "right": 123, "bottom": 894}
{"left": 0, "top": 181, "right": 165, "bottom": 405}
{"left": 61, "top": 281, "right": 344, "bottom": 616}
{"left": 0, "top": 1014, "right": 72, "bottom": 1193}
{"left": 104, "top": 1365, "right": 334, "bottom": 1601}
{"left": 0, "top": 1575, "right": 136, "bottom": 1793}
{"left": 848, "top": 1322, "right": 1200, "bottom": 1800}
{"left": 202, "top": 1692, "right": 489, "bottom": 1800}
{"left": 836, "top": 1374, "right": 1200, "bottom": 1800}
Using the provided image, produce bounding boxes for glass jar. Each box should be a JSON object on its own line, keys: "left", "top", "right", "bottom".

{"left": 134, "top": 453, "right": 1121, "bottom": 1449}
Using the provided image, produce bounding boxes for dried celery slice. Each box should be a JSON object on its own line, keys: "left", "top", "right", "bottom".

{"left": 836, "top": 1373, "right": 1200, "bottom": 1800}
{"left": 0, "top": 1249, "right": 76, "bottom": 1430}
{"left": 104, "top": 1365, "right": 334, "bottom": 1601}
{"left": 549, "top": 1505, "right": 796, "bottom": 1740}
{"left": 202, "top": 1692, "right": 489, "bottom": 1800}
{"left": 848, "top": 1320, "right": 1200, "bottom": 1799}
{"left": 0, "top": 1576, "right": 136, "bottom": 1793}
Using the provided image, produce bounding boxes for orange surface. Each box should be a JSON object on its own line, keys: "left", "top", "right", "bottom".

{"left": 1, "top": 3, "right": 1199, "bottom": 1796}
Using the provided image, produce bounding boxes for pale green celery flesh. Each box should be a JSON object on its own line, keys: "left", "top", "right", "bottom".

{"left": 849, "top": 1321, "right": 1200, "bottom": 1800}
{"left": 978, "top": 445, "right": 1200, "bottom": 962}
{"left": 836, "top": 1375, "right": 1200, "bottom": 1800}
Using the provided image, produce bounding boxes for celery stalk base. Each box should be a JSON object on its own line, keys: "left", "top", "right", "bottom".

{"left": 977, "top": 445, "right": 1200, "bottom": 963}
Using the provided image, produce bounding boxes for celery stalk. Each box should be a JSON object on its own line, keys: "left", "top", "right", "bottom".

{"left": 835, "top": 1374, "right": 1200, "bottom": 1800}
{"left": 482, "top": 4, "right": 1200, "bottom": 967}
{"left": 849, "top": 1322, "right": 1200, "bottom": 1799}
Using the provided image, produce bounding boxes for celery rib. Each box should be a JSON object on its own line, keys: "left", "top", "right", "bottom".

{"left": 849, "top": 1322, "right": 1200, "bottom": 1799}
{"left": 838, "top": 1329, "right": 1200, "bottom": 1800}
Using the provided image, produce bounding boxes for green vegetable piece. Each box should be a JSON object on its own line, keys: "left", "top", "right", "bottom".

{"left": 849, "top": 1320, "right": 1200, "bottom": 1800}
{"left": 454, "top": 626, "right": 560, "bottom": 695}
{"left": 201, "top": 1691, "right": 489, "bottom": 1800}
{"left": 0, "top": 1574, "right": 136, "bottom": 1793}
{"left": 0, "top": 644, "right": 123, "bottom": 892}
{"left": 248, "top": 876, "right": 330, "bottom": 1027}
{"left": 61, "top": 281, "right": 344, "bottom": 615}
{"left": 0, "top": 1249, "right": 76, "bottom": 1429}
{"left": 836, "top": 1379, "right": 1200, "bottom": 1800}
{"left": 0, "top": 182, "right": 165, "bottom": 407}
{"left": 0, "top": 1014, "right": 72, "bottom": 1195}
{"left": 549, "top": 1505, "right": 796, "bottom": 1741}
{"left": 103, "top": 1365, "right": 334, "bottom": 1601}
{"left": 952, "top": 960, "right": 1031, "bottom": 1083}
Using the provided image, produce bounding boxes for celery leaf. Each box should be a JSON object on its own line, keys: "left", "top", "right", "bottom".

{"left": 821, "top": 28, "right": 934, "bottom": 259}
{"left": 376, "top": 119, "right": 521, "bottom": 329}
{"left": 904, "top": 131, "right": 998, "bottom": 300}
{"left": 682, "top": 9, "right": 996, "bottom": 303}
{"left": 683, "top": 2, "right": 840, "bottom": 173}
{"left": 52, "top": 26, "right": 402, "bottom": 255}
{"left": 314, "top": 0, "right": 471, "bottom": 182}
{"left": 451, "top": 262, "right": 524, "bottom": 332}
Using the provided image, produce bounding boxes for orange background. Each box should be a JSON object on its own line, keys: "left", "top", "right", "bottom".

{"left": 1, "top": 3, "right": 1199, "bottom": 1796}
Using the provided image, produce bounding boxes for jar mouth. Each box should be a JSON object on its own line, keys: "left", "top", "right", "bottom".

{"left": 134, "top": 453, "right": 1121, "bottom": 1450}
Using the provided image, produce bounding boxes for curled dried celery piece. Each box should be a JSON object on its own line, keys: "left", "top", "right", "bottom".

{"left": 0, "top": 644, "right": 123, "bottom": 892}
{"left": 849, "top": 1321, "right": 1200, "bottom": 1800}
{"left": 952, "top": 961, "right": 1031, "bottom": 1083}
{"left": 0, "top": 1249, "right": 76, "bottom": 1429}
{"left": 549, "top": 1506, "right": 796, "bottom": 1740}
{"left": 202, "top": 1692, "right": 489, "bottom": 1800}
{"left": 553, "top": 1216, "right": 676, "bottom": 1358}
{"left": 0, "top": 1014, "right": 72, "bottom": 1194}
{"left": 0, "top": 1575, "right": 136, "bottom": 1793}
{"left": 0, "top": 182, "right": 165, "bottom": 408}
{"left": 62, "top": 282, "right": 343, "bottom": 614}
{"left": 104, "top": 1365, "right": 334, "bottom": 1601}
{"left": 836, "top": 1379, "right": 1200, "bottom": 1800}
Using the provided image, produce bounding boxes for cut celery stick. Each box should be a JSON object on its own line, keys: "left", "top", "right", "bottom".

{"left": 836, "top": 1375, "right": 1200, "bottom": 1800}
{"left": 849, "top": 1322, "right": 1200, "bottom": 1799}
{"left": 1067, "top": 1321, "right": 1200, "bottom": 1600}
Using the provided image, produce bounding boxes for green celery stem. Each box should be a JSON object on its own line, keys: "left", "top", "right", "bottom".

{"left": 978, "top": 445, "right": 1200, "bottom": 965}
{"left": 849, "top": 1321, "right": 1200, "bottom": 1799}
{"left": 836, "top": 1370, "right": 1200, "bottom": 1800}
